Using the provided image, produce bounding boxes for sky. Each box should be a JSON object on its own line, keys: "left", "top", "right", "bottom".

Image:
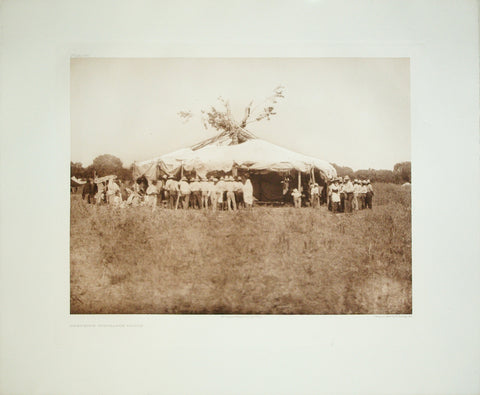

{"left": 70, "top": 58, "right": 410, "bottom": 171}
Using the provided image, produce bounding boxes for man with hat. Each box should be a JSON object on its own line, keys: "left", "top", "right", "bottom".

{"left": 165, "top": 175, "right": 178, "bottom": 209}
{"left": 205, "top": 177, "right": 215, "bottom": 209}
{"left": 199, "top": 176, "right": 210, "bottom": 209}
{"left": 225, "top": 176, "right": 237, "bottom": 210}
{"left": 358, "top": 180, "right": 366, "bottom": 209}
{"left": 291, "top": 188, "right": 302, "bottom": 208}
{"left": 310, "top": 182, "right": 320, "bottom": 208}
{"left": 353, "top": 179, "right": 361, "bottom": 211}
{"left": 342, "top": 175, "right": 354, "bottom": 213}
{"left": 234, "top": 176, "right": 244, "bottom": 209}
{"left": 178, "top": 176, "right": 191, "bottom": 209}
{"left": 189, "top": 177, "right": 201, "bottom": 209}
{"left": 216, "top": 176, "right": 226, "bottom": 210}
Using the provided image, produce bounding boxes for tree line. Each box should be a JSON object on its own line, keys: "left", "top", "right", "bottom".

{"left": 72, "top": 154, "right": 411, "bottom": 185}
{"left": 331, "top": 161, "right": 411, "bottom": 184}
{"left": 71, "top": 154, "right": 132, "bottom": 180}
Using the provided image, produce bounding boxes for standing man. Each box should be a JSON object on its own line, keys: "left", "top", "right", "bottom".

{"left": 281, "top": 176, "right": 290, "bottom": 205}
{"left": 199, "top": 177, "right": 209, "bottom": 209}
{"left": 209, "top": 178, "right": 218, "bottom": 210}
{"left": 353, "top": 180, "right": 360, "bottom": 211}
{"left": 178, "top": 176, "right": 191, "bottom": 209}
{"left": 310, "top": 183, "right": 320, "bottom": 208}
{"left": 165, "top": 176, "right": 178, "bottom": 209}
{"left": 190, "top": 177, "right": 201, "bottom": 209}
{"left": 291, "top": 188, "right": 302, "bottom": 208}
{"left": 82, "top": 178, "right": 97, "bottom": 204}
{"left": 226, "top": 176, "right": 237, "bottom": 210}
{"left": 216, "top": 176, "right": 226, "bottom": 210}
{"left": 358, "top": 180, "right": 366, "bottom": 209}
{"left": 343, "top": 175, "right": 354, "bottom": 213}
{"left": 234, "top": 176, "right": 244, "bottom": 209}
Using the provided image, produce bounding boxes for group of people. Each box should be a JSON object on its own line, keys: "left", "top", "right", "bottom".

{"left": 82, "top": 174, "right": 255, "bottom": 211}
{"left": 82, "top": 177, "right": 128, "bottom": 205}
{"left": 81, "top": 173, "right": 374, "bottom": 213}
{"left": 144, "top": 175, "right": 254, "bottom": 211}
{"left": 290, "top": 182, "right": 325, "bottom": 208}
{"left": 327, "top": 176, "right": 374, "bottom": 213}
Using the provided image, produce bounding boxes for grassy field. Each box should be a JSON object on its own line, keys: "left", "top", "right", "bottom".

{"left": 70, "top": 183, "right": 411, "bottom": 314}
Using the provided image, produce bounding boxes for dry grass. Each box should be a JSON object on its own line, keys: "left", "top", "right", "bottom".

{"left": 70, "top": 183, "right": 411, "bottom": 314}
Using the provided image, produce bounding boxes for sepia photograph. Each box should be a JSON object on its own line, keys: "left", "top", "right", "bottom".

{"left": 70, "top": 57, "right": 412, "bottom": 314}
{"left": 2, "top": 0, "right": 479, "bottom": 394}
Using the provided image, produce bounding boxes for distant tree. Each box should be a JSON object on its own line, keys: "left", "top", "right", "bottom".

{"left": 331, "top": 163, "right": 355, "bottom": 179}
{"left": 354, "top": 168, "right": 375, "bottom": 181}
{"left": 91, "top": 154, "right": 124, "bottom": 177}
{"left": 70, "top": 161, "right": 85, "bottom": 178}
{"left": 331, "top": 162, "right": 410, "bottom": 184}
{"left": 394, "top": 161, "right": 411, "bottom": 183}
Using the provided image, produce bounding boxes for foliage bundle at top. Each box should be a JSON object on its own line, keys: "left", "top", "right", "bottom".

{"left": 178, "top": 85, "right": 285, "bottom": 146}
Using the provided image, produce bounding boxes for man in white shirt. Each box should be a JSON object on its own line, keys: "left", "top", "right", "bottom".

{"left": 353, "top": 180, "right": 361, "bottom": 211}
{"left": 343, "top": 175, "right": 354, "bottom": 213}
{"left": 165, "top": 176, "right": 179, "bottom": 209}
{"left": 360, "top": 180, "right": 368, "bottom": 209}
{"left": 215, "top": 177, "right": 225, "bottom": 210}
{"left": 190, "top": 177, "right": 201, "bottom": 209}
{"left": 199, "top": 177, "right": 209, "bottom": 209}
{"left": 225, "top": 176, "right": 237, "bottom": 210}
{"left": 291, "top": 188, "right": 302, "bottom": 208}
{"left": 178, "top": 176, "right": 191, "bottom": 209}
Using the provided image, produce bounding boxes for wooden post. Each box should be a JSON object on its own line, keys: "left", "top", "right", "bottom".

{"left": 180, "top": 162, "right": 184, "bottom": 178}
{"left": 298, "top": 170, "right": 301, "bottom": 191}
{"left": 311, "top": 167, "right": 315, "bottom": 184}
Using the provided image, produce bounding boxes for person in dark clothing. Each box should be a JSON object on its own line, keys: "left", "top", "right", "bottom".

{"left": 82, "top": 178, "right": 97, "bottom": 204}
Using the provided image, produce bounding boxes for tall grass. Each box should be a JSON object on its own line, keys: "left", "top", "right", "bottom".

{"left": 70, "top": 183, "right": 411, "bottom": 314}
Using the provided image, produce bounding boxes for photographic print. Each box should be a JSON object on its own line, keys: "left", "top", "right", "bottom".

{"left": 70, "top": 58, "right": 411, "bottom": 314}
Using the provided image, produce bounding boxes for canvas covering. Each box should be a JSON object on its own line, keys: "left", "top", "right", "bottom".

{"left": 133, "top": 137, "right": 337, "bottom": 180}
